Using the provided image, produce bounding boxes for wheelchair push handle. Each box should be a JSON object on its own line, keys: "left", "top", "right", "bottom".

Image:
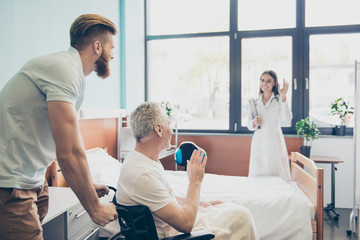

{"left": 107, "top": 185, "right": 120, "bottom": 206}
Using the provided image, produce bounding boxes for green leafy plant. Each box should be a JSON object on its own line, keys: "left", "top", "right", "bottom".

{"left": 161, "top": 101, "right": 173, "bottom": 117}
{"left": 296, "top": 116, "right": 320, "bottom": 146}
{"left": 330, "top": 97, "right": 354, "bottom": 126}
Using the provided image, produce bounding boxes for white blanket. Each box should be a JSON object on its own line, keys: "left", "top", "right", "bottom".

{"left": 165, "top": 171, "right": 313, "bottom": 240}
{"left": 87, "top": 149, "right": 313, "bottom": 240}
{"left": 165, "top": 202, "right": 259, "bottom": 240}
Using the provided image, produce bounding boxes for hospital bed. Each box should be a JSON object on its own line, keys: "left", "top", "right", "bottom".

{"left": 46, "top": 113, "right": 323, "bottom": 240}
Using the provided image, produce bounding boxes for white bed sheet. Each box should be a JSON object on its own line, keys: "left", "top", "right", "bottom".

{"left": 165, "top": 171, "right": 314, "bottom": 240}
{"left": 87, "top": 149, "right": 314, "bottom": 240}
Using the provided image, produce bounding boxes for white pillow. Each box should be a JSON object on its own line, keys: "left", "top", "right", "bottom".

{"left": 86, "top": 148, "right": 122, "bottom": 188}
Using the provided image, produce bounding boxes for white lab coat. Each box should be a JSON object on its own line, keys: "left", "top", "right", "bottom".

{"left": 247, "top": 93, "right": 292, "bottom": 183}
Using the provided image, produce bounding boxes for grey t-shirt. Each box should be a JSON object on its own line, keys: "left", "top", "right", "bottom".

{"left": 0, "top": 47, "right": 85, "bottom": 189}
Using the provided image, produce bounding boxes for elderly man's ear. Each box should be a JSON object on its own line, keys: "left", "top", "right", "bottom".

{"left": 154, "top": 123, "right": 163, "bottom": 137}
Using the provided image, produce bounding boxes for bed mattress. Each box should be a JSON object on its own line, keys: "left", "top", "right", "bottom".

{"left": 87, "top": 149, "right": 314, "bottom": 239}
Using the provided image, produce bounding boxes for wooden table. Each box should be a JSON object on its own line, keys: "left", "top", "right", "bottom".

{"left": 311, "top": 156, "right": 344, "bottom": 221}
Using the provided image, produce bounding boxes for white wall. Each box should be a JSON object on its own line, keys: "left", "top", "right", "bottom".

{"left": 311, "top": 136, "right": 355, "bottom": 208}
{"left": 124, "top": 0, "right": 145, "bottom": 112}
{"left": 0, "top": 0, "right": 120, "bottom": 109}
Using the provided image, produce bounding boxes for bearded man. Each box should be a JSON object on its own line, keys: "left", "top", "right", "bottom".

{"left": 0, "top": 14, "right": 118, "bottom": 240}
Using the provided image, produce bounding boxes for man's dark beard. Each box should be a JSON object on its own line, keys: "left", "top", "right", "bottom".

{"left": 95, "top": 54, "right": 110, "bottom": 79}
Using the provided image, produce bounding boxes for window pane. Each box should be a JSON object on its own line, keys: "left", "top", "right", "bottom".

{"left": 147, "top": 0, "right": 229, "bottom": 35}
{"left": 238, "top": 0, "right": 296, "bottom": 31}
{"left": 148, "top": 37, "right": 230, "bottom": 130}
{"left": 241, "top": 37, "right": 293, "bottom": 127}
{"left": 309, "top": 34, "right": 360, "bottom": 127}
{"left": 306, "top": 0, "right": 360, "bottom": 27}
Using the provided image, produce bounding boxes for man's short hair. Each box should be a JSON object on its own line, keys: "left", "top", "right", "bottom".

{"left": 130, "top": 102, "right": 168, "bottom": 143}
{"left": 70, "top": 14, "right": 118, "bottom": 50}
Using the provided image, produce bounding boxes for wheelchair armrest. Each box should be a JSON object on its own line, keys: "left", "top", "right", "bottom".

{"left": 161, "top": 230, "right": 215, "bottom": 240}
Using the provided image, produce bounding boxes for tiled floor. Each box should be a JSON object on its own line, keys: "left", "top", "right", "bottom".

{"left": 324, "top": 208, "right": 358, "bottom": 240}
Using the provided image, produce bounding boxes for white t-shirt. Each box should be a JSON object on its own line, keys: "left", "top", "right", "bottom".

{"left": 0, "top": 47, "right": 85, "bottom": 189}
{"left": 116, "top": 150, "right": 176, "bottom": 237}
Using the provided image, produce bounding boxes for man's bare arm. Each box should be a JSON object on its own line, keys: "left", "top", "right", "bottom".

{"left": 47, "top": 101, "right": 117, "bottom": 226}
{"left": 175, "top": 196, "right": 223, "bottom": 208}
{"left": 154, "top": 149, "right": 207, "bottom": 233}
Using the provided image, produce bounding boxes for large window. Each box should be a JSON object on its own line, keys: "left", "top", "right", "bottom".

{"left": 309, "top": 33, "right": 360, "bottom": 128}
{"left": 146, "top": 0, "right": 360, "bottom": 134}
{"left": 241, "top": 36, "right": 293, "bottom": 127}
{"left": 305, "top": 0, "right": 360, "bottom": 27}
{"left": 238, "top": 0, "right": 296, "bottom": 30}
{"left": 147, "top": 0, "right": 229, "bottom": 35}
{"left": 148, "top": 37, "right": 230, "bottom": 130}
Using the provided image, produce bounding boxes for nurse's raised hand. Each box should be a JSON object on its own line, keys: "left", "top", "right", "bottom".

{"left": 279, "top": 79, "right": 289, "bottom": 102}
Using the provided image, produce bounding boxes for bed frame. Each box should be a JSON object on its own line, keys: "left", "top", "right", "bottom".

{"left": 46, "top": 115, "right": 323, "bottom": 240}
{"left": 291, "top": 152, "right": 324, "bottom": 240}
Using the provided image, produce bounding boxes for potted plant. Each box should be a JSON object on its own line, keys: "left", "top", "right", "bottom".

{"left": 330, "top": 97, "right": 354, "bottom": 136}
{"left": 161, "top": 101, "right": 173, "bottom": 118}
{"left": 296, "top": 116, "right": 320, "bottom": 158}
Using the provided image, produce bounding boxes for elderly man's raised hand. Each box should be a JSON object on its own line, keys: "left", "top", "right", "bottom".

{"left": 187, "top": 148, "right": 207, "bottom": 185}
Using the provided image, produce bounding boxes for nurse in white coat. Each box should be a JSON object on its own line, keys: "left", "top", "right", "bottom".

{"left": 247, "top": 70, "right": 292, "bottom": 183}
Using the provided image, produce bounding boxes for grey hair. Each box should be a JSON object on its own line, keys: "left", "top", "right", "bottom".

{"left": 130, "top": 102, "right": 168, "bottom": 142}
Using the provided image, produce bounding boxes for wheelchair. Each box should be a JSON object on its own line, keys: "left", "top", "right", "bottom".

{"left": 107, "top": 186, "right": 215, "bottom": 240}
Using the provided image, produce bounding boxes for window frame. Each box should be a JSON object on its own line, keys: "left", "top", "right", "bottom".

{"left": 144, "top": 0, "right": 360, "bottom": 135}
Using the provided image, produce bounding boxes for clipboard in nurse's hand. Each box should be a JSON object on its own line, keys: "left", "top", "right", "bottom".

{"left": 249, "top": 99, "right": 261, "bottom": 129}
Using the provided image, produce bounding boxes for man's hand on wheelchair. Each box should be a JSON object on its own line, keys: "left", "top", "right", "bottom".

{"left": 94, "top": 184, "right": 109, "bottom": 198}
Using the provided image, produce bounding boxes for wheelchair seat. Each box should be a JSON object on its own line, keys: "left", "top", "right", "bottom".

{"left": 107, "top": 186, "right": 215, "bottom": 240}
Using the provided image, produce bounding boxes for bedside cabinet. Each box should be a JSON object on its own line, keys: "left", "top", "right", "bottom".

{"left": 43, "top": 187, "right": 99, "bottom": 240}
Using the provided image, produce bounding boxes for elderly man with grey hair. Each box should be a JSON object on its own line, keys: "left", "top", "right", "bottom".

{"left": 116, "top": 102, "right": 259, "bottom": 240}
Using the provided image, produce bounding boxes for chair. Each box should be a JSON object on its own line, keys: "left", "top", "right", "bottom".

{"left": 107, "top": 186, "right": 215, "bottom": 240}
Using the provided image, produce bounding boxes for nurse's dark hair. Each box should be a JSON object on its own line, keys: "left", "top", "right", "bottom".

{"left": 70, "top": 14, "right": 117, "bottom": 51}
{"left": 259, "top": 70, "right": 279, "bottom": 96}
